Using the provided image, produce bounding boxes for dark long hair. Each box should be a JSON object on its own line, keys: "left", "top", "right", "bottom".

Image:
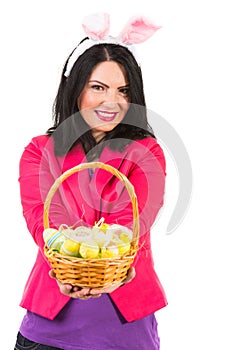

{"left": 47, "top": 40, "right": 155, "bottom": 157}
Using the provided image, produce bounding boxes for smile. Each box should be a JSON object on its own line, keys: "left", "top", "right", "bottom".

{"left": 95, "top": 110, "right": 118, "bottom": 122}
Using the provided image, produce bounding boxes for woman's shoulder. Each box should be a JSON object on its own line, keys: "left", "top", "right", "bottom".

{"left": 30, "top": 134, "right": 51, "bottom": 146}
{"left": 25, "top": 134, "right": 53, "bottom": 152}
{"left": 20, "top": 135, "right": 54, "bottom": 163}
{"left": 127, "top": 137, "right": 166, "bottom": 171}
{"left": 131, "top": 137, "right": 164, "bottom": 155}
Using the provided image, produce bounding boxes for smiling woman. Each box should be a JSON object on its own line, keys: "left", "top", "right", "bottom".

{"left": 14, "top": 13, "right": 166, "bottom": 350}
{"left": 78, "top": 61, "right": 130, "bottom": 141}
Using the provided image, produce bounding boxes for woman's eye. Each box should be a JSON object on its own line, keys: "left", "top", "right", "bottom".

{"left": 91, "top": 85, "right": 104, "bottom": 91}
{"left": 119, "top": 87, "right": 129, "bottom": 96}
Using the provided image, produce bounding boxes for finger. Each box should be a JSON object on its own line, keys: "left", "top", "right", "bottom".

{"left": 79, "top": 295, "right": 93, "bottom": 300}
{"left": 60, "top": 283, "right": 74, "bottom": 294}
{"left": 70, "top": 287, "right": 91, "bottom": 299}
{"left": 49, "top": 269, "right": 56, "bottom": 279}
{"left": 89, "top": 283, "right": 120, "bottom": 295}
{"left": 122, "top": 267, "right": 136, "bottom": 284}
{"left": 77, "top": 293, "right": 101, "bottom": 300}
{"left": 89, "top": 289, "right": 102, "bottom": 295}
{"left": 91, "top": 293, "right": 102, "bottom": 298}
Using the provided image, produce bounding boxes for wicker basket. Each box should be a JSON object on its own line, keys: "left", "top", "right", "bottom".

{"left": 43, "top": 161, "right": 139, "bottom": 288}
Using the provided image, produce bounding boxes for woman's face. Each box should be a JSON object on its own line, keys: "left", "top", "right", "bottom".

{"left": 78, "top": 61, "right": 130, "bottom": 142}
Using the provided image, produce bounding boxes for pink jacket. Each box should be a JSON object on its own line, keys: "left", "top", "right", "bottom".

{"left": 19, "top": 135, "right": 167, "bottom": 321}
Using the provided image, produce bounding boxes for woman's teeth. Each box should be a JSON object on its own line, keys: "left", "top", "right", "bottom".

{"left": 95, "top": 110, "right": 117, "bottom": 121}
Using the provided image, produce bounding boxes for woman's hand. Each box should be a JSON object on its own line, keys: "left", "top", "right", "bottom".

{"left": 49, "top": 267, "right": 135, "bottom": 300}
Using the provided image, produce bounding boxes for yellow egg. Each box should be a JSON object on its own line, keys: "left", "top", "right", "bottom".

{"left": 101, "top": 244, "right": 119, "bottom": 258}
{"left": 119, "top": 233, "right": 131, "bottom": 243}
{"left": 60, "top": 239, "right": 80, "bottom": 257}
{"left": 117, "top": 241, "right": 131, "bottom": 256}
{"left": 79, "top": 240, "right": 99, "bottom": 259}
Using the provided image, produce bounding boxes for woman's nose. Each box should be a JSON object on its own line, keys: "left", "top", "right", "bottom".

{"left": 104, "top": 88, "right": 119, "bottom": 104}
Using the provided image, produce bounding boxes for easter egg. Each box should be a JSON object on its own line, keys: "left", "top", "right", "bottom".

{"left": 117, "top": 241, "right": 131, "bottom": 256}
{"left": 60, "top": 239, "right": 80, "bottom": 257}
{"left": 43, "top": 228, "right": 57, "bottom": 242}
{"left": 67, "top": 226, "right": 93, "bottom": 243}
{"left": 119, "top": 233, "right": 131, "bottom": 244}
{"left": 101, "top": 243, "right": 119, "bottom": 258}
{"left": 117, "top": 233, "right": 131, "bottom": 255}
{"left": 79, "top": 240, "right": 99, "bottom": 259}
{"left": 92, "top": 227, "right": 112, "bottom": 247}
{"left": 59, "top": 225, "right": 75, "bottom": 239}
{"left": 43, "top": 228, "right": 65, "bottom": 250}
{"left": 106, "top": 224, "right": 133, "bottom": 241}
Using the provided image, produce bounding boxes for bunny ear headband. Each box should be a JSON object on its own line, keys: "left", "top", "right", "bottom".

{"left": 64, "top": 13, "right": 161, "bottom": 77}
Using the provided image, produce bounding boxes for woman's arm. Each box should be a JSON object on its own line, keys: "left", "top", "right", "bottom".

{"left": 19, "top": 136, "right": 72, "bottom": 253}
{"left": 104, "top": 138, "right": 166, "bottom": 240}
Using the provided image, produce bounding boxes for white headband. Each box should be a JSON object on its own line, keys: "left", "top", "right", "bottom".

{"left": 64, "top": 13, "right": 161, "bottom": 77}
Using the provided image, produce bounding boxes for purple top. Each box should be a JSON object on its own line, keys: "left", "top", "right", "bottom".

{"left": 20, "top": 294, "right": 160, "bottom": 350}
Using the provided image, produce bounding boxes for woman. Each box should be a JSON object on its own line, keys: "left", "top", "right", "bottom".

{"left": 15, "top": 15, "right": 167, "bottom": 350}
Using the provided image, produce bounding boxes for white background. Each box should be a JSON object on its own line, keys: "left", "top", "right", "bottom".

{"left": 1, "top": 1, "right": 234, "bottom": 349}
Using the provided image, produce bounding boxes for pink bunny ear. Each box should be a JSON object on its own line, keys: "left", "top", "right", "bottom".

{"left": 119, "top": 16, "right": 161, "bottom": 44}
{"left": 82, "top": 13, "right": 110, "bottom": 40}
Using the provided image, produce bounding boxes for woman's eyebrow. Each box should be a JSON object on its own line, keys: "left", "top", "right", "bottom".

{"left": 88, "top": 80, "right": 109, "bottom": 88}
{"left": 118, "top": 84, "right": 130, "bottom": 89}
{"left": 88, "top": 80, "right": 129, "bottom": 89}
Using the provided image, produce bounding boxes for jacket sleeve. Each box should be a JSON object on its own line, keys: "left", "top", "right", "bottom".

{"left": 108, "top": 138, "right": 167, "bottom": 320}
{"left": 104, "top": 138, "right": 166, "bottom": 241}
{"left": 18, "top": 136, "right": 72, "bottom": 253}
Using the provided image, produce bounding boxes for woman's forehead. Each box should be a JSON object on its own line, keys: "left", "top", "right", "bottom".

{"left": 88, "top": 61, "right": 128, "bottom": 85}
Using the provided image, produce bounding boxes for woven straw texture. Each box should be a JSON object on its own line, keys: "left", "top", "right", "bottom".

{"left": 43, "top": 162, "right": 139, "bottom": 288}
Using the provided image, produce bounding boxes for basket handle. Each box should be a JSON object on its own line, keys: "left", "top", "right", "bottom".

{"left": 43, "top": 161, "right": 139, "bottom": 247}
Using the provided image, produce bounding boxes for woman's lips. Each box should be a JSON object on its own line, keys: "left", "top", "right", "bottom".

{"left": 95, "top": 110, "right": 118, "bottom": 122}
